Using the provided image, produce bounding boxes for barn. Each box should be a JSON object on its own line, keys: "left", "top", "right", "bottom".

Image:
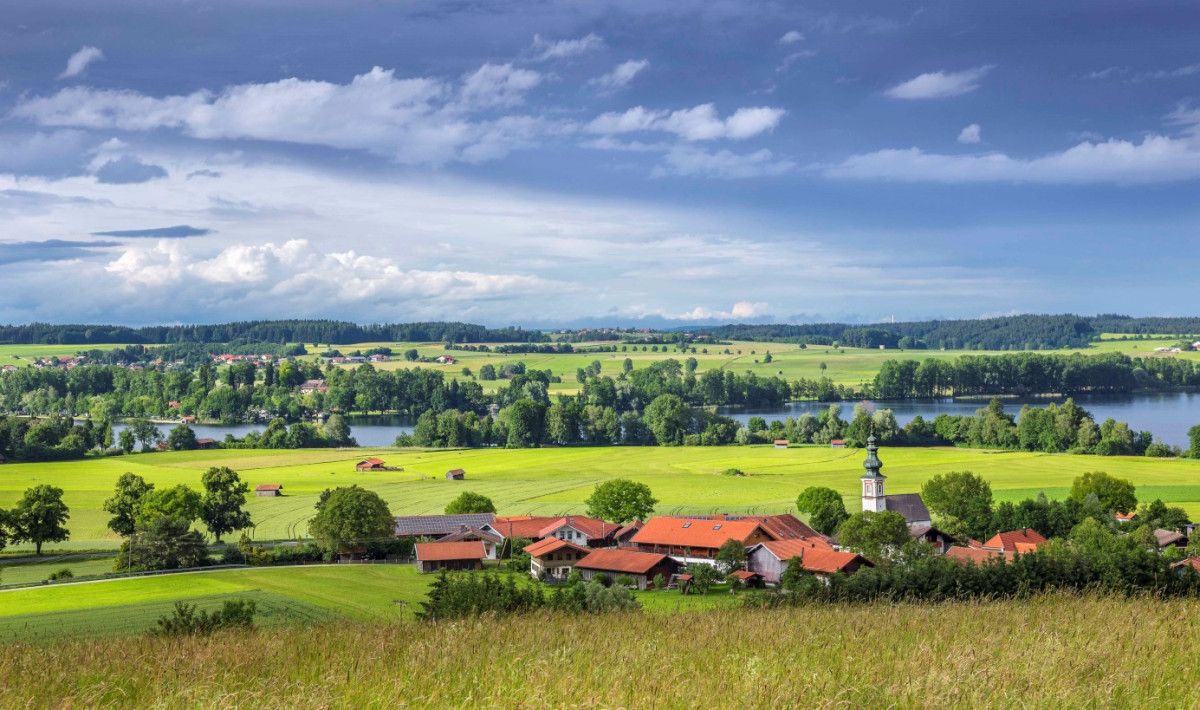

{"left": 445, "top": 468, "right": 466, "bottom": 480}
{"left": 415, "top": 541, "right": 487, "bottom": 573}
{"left": 255, "top": 484, "right": 283, "bottom": 497}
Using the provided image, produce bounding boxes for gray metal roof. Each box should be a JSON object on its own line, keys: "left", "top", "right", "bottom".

{"left": 885, "top": 494, "right": 931, "bottom": 524}
{"left": 393, "top": 513, "right": 496, "bottom": 537}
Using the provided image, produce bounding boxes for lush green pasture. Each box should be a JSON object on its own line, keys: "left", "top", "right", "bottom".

{"left": 4, "top": 445, "right": 1200, "bottom": 552}
{"left": 308, "top": 333, "right": 1200, "bottom": 394}
{"left": 4, "top": 594, "right": 1200, "bottom": 707}
{"left": 0, "top": 555, "right": 117, "bottom": 584}
{"left": 0, "top": 342, "right": 130, "bottom": 368}
{"left": 0, "top": 565, "right": 430, "bottom": 641}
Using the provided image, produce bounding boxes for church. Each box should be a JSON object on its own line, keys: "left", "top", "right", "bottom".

{"left": 859, "top": 434, "right": 932, "bottom": 528}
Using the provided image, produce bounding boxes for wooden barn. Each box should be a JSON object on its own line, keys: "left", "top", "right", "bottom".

{"left": 356, "top": 458, "right": 387, "bottom": 472}
{"left": 415, "top": 541, "right": 486, "bottom": 573}
{"left": 255, "top": 484, "right": 283, "bottom": 497}
{"left": 445, "top": 468, "right": 466, "bottom": 480}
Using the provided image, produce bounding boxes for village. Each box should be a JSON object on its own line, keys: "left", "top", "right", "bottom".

{"left": 389, "top": 436, "right": 1200, "bottom": 591}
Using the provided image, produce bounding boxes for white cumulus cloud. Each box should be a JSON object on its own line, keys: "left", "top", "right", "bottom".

{"left": 58, "top": 46, "right": 105, "bottom": 80}
{"left": 884, "top": 65, "right": 995, "bottom": 99}
{"left": 530, "top": 33, "right": 605, "bottom": 61}
{"left": 652, "top": 146, "right": 794, "bottom": 179}
{"left": 588, "top": 60, "right": 649, "bottom": 94}
{"left": 779, "top": 30, "right": 805, "bottom": 44}
{"left": 586, "top": 104, "right": 785, "bottom": 141}
{"left": 957, "top": 124, "right": 982, "bottom": 144}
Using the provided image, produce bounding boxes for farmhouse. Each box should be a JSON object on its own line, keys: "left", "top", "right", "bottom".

{"left": 524, "top": 538, "right": 591, "bottom": 580}
{"left": 436, "top": 355, "right": 457, "bottom": 365}
{"left": 357, "top": 458, "right": 387, "bottom": 471}
{"left": 859, "top": 435, "right": 933, "bottom": 527}
{"left": 613, "top": 520, "right": 643, "bottom": 547}
{"left": 445, "top": 468, "right": 466, "bottom": 480}
{"left": 255, "top": 484, "right": 283, "bottom": 497}
{"left": 394, "top": 513, "right": 497, "bottom": 539}
{"left": 181, "top": 415, "right": 196, "bottom": 424}
{"left": 747, "top": 540, "right": 873, "bottom": 584}
{"left": 575, "top": 549, "right": 680, "bottom": 590}
{"left": 415, "top": 541, "right": 486, "bottom": 573}
{"left": 299, "top": 379, "right": 328, "bottom": 395}
{"left": 908, "top": 525, "right": 957, "bottom": 553}
{"left": 630, "top": 516, "right": 775, "bottom": 565}
{"left": 439, "top": 526, "right": 504, "bottom": 559}
{"left": 945, "top": 546, "right": 1014, "bottom": 565}
{"left": 1116, "top": 511, "right": 1136, "bottom": 523}
{"left": 979, "top": 528, "right": 1048, "bottom": 553}
{"left": 537, "top": 516, "right": 618, "bottom": 547}
{"left": 1154, "top": 529, "right": 1188, "bottom": 548}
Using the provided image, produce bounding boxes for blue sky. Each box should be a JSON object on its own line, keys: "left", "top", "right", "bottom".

{"left": 1, "top": 0, "right": 1198, "bottom": 326}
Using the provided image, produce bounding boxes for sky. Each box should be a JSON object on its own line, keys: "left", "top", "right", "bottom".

{"left": 0, "top": 0, "right": 1198, "bottom": 328}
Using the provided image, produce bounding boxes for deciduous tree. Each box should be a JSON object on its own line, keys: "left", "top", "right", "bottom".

{"left": 9, "top": 484, "right": 70, "bottom": 555}
{"left": 200, "top": 466, "right": 252, "bottom": 542}
{"left": 585, "top": 479, "right": 657, "bottom": 524}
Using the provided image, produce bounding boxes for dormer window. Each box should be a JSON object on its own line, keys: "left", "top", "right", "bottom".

{"left": 713, "top": 524, "right": 722, "bottom": 530}
{"left": 682, "top": 522, "right": 691, "bottom": 528}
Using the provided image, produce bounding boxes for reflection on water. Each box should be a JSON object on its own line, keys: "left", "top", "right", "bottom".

{"left": 718, "top": 392, "right": 1200, "bottom": 448}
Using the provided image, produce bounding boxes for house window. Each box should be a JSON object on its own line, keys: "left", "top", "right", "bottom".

{"left": 713, "top": 524, "right": 722, "bottom": 530}
{"left": 682, "top": 523, "right": 691, "bottom": 528}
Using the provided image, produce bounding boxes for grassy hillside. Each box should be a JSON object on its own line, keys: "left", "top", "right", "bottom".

{"left": 3, "top": 445, "right": 1199, "bottom": 552}
{"left": 2, "top": 594, "right": 1197, "bottom": 707}
{"left": 0, "top": 565, "right": 431, "bottom": 640}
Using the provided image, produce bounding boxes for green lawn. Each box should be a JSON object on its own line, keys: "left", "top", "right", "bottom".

{"left": 0, "top": 343, "right": 132, "bottom": 369}
{"left": 0, "top": 565, "right": 431, "bottom": 640}
{"left": 0, "top": 555, "right": 117, "bottom": 585}
{"left": 4, "top": 444, "right": 1200, "bottom": 553}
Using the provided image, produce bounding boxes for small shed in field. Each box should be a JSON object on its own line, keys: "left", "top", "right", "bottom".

{"left": 830, "top": 439, "right": 845, "bottom": 449}
{"left": 774, "top": 439, "right": 789, "bottom": 449}
{"left": 357, "top": 458, "right": 387, "bottom": 472}
{"left": 256, "top": 484, "right": 283, "bottom": 497}
{"left": 196, "top": 438, "right": 217, "bottom": 450}
{"left": 445, "top": 468, "right": 466, "bottom": 480}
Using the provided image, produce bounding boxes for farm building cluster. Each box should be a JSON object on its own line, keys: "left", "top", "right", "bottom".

{"left": 396, "top": 436, "right": 1130, "bottom": 588}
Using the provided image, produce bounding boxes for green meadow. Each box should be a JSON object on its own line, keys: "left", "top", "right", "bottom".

{"left": 3, "top": 444, "right": 1199, "bottom": 553}
{"left": 0, "top": 342, "right": 130, "bottom": 368}
{"left": 312, "top": 333, "right": 1200, "bottom": 394}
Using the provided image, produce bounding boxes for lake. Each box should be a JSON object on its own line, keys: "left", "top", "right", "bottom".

{"left": 717, "top": 392, "right": 1200, "bottom": 448}
{"left": 112, "top": 393, "right": 1200, "bottom": 449}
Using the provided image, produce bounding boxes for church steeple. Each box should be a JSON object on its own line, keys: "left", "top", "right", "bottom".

{"left": 860, "top": 434, "right": 887, "bottom": 513}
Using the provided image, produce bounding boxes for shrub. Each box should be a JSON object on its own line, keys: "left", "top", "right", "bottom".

{"left": 614, "top": 574, "right": 635, "bottom": 588}
{"left": 47, "top": 568, "right": 74, "bottom": 581}
{"left": 151, "top": 599, "right": 257, "bottom": 637}
{"left": 722, "top": 468, "right": 745, "bottom": 476}
{"left": 592, "top": 572, "right": 612, "bottom": 588}
{"left": 652, "top": 573, "right": 667, "bottom": 590}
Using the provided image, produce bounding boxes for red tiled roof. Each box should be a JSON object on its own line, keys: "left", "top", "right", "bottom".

{"left": 774, "top": 440, "right": 788, "bottom": 445}
{"left": 945, "top": 546, "right": 1014, "bottom": 565}
{"left": 631, "top": 517, "right": 770, "bottom": 549}
{"left": 255, "top": 484, "right": 282, "bottom": 491}
{"left": 524, "top": 537, "right": 591, "bottom": 558}
{"left": 982, "top": 529, "right": 1047, "bottom": 552}
{"left": 1115, "top": 511, "right": 1136, "bottom": 522}
{"left": 1171, "top": 556, "right": 1200, "bottom": 573}
{"left": 753, "top": 540, "right": 864, "bottom": 574}
{"left": 731, "top": 570, "right": 762, "bottom": 580}
{"left": 415, "top": 540, "right": 486, "bottom": 562}
{"left": 536, "top": 516, "right": 616, "bottom": 541}
{"left": 359, "top": 458, "right": 385, "bottom": 465}
{"left": 492, "top": 516, "right": 561, "bottom": 539}
{"left": 576, "top": 549, "right": 672, "bottom": 575}
{"left": 614, "top": 521, "right": 643, "bottom": 539}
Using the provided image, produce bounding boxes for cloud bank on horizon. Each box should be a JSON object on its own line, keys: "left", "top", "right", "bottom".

{"left": 0, "top": 0, "right": 1197, "bottom": 327}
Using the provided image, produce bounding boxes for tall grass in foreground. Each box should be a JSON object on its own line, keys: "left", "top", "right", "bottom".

{"left": 1, "top": 594, "right": 1198, "bottom": 708}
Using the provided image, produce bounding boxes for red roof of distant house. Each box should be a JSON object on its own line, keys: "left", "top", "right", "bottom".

{"left": 752, "top": 540, "right": 865, "bottom": 574}
{"left": 576, "top": 549, "right": 672, "bottom": 575}
{"left": 830, "top": 439, "right": 845, "bottom": 444}
{"left": 361, "top": 458, "right": 385, "bottom": 465}
{"left": 415, "top": 540, "right": 486, "bottom": 562}
{"left": 614, "top": 520, "right": 643, "bottom": 538}
{"left": 523, "top": 538, "right": 591, "bottom": 558}
{"left": 1115, "top": 511, "right": 1136, "bottom": 522}
{"left": 537, "top": 516, "right": 616, "bottom": 541}
{"left": 631, "top": 517, "right": 770, "bottom": 549}
{"left": 774, "top": 440, "right": 788, "bottom": 445}
{"left": 196, "top": 438, "right": 216, "bottom": 444}
{"left": 945, "top": 546, "right": 1014, "bottom": 565}
{"left": 255, "top": 484, "right": 282, "bottom": 492}
{"left": 1171, "top": 556, "right": 1200, "bottom": 573}
{"left": 731, "top": 570, "right": 762, "bottom": 580}
{"left": 492, "top": 516, "right": 560, "bottom": 539}
{"left": 981, "top": 528, "right": 1047, "bottom": 552}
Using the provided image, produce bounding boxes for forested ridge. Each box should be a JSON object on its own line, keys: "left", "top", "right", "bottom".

{"left": 0, "top": 321, "right": 548, "bottom": 346}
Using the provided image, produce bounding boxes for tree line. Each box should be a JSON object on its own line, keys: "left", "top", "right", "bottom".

{"left": 871, "top": 351, "right": 1200, "bottom": 398}
{"left": 0, "top": 320, "right": 548, "bottom": 346}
